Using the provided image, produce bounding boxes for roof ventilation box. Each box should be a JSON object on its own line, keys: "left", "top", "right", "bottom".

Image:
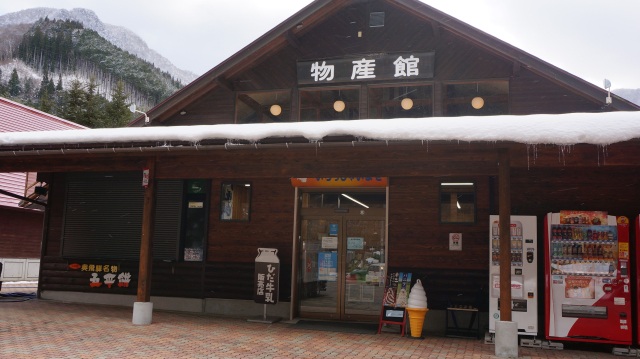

{"left": 369, "top": 12, "right": 385, "bottom": 27}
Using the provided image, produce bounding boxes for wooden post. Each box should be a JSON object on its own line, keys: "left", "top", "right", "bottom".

{"left": 137, "top": 158, "right": 155, "bottom": 302}
{"left": 498, "top": 149, "right": 512, "bottom": 322}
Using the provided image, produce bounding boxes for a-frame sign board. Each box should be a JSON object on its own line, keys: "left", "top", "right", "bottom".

{"left": 377, "top": 272, "right": 412, "bottom": 336}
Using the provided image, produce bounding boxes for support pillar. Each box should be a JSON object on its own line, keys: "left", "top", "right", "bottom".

{"left": 495, "top": 321, "right": 519, "bottom": 358}
{"left": 496, "top": 149, "right": 518, "bottom": 357}
{"left": 133, "top": 158, "right": 156, "bottom": 325}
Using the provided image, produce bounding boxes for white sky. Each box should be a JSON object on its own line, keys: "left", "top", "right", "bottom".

{"left": 0, "top": 0, "right": 638, "bottom": 89}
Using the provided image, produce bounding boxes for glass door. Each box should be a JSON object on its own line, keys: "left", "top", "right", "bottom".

{"left": 344, "top": 218, "right": 385, "bottom": 319}
{"left": 297, "top": 192, "right": 386, "bottom": 321}
{"left": 299, "top": 217, "right": 342, "bottom": 318}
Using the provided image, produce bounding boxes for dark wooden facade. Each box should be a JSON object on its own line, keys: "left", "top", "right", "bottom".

{"left": 0, "top": 0, "right": 639, "bottom": 329}
{"left": 0, "top": 206, "right": 43, "bottom": 258}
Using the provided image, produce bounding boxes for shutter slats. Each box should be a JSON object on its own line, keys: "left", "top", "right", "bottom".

{"left": 62, "top": 173, "right": 183, "bottom": 261}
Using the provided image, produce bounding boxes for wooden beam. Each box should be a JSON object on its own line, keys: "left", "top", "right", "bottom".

{"left": 498, "top": 149, "right": 512, "bottom": 322}
{"left": 215, "top": 77, "right": 235, "bottom": 92}
{"left": 137, "top": 158, "right": 156, "bottom": 302}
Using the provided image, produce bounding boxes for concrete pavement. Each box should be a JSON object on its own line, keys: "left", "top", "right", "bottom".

{"left": 0, "top": 293, "right": 622, "bottom": 358}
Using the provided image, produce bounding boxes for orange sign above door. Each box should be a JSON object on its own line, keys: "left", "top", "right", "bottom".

{"left": 291, "top": 177, "right": 388, "bottom": 188}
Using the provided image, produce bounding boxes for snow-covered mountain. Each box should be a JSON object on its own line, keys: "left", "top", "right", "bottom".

{"left": 615, "top": 89, "right": 640, "bottom": 107}
{"left": 0, "top": 7, "right": 197, "bottom": 85}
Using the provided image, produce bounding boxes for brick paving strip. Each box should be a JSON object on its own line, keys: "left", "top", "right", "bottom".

{"left": 0, "top": 300, "right": 617, "bottom": 359}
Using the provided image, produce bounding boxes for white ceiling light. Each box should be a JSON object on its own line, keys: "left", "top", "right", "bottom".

{"left": 270, "top": 104, "right": 282, "bottom": 116}
{"left": 471, "top": 96, "right": 484, "bottom": 109}
{"left": 401, "top": 98, "right": 413, "bottom": 110}
{"left": 334, "top": 100, "right": 346, "bottom": 112}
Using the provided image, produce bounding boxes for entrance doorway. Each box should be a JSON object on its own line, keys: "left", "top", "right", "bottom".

{"left": 297, "top": 191, "right": 386, "bottom": 321}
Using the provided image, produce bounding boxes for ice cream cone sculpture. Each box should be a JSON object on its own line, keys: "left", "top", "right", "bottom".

{"left": 406, "top": 307, "right": 428, "bottom": 338}
{"left": 406, "top": 279, "right": 428, "bottom": 338}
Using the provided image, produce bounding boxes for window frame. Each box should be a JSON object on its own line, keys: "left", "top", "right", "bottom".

{"left": 442, "top": 79, "right": 510, "bottom": 117}
{"left": 439, "top": 181, "right": 477, "bottom": 224}
{"left": 179, "top": 179, "right": 211, "bottom": 262}
{"left": 220, "top": 182, "right": 252, "bottom": 222}
{"left": 367, "top": 82, "right": 434, "bottom": 119}
{"left": 298, "top": 85, "right": 361, "bottom": 122}
{"left": 235, "top": 89, "right": 292, "bottom": 124}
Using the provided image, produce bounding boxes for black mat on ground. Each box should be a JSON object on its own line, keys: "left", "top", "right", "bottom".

{"left": 0, "top": 292, "right": 37, "bottom": 302}
{"left": 292, "top": 320, "right": 378, "bottom": 334}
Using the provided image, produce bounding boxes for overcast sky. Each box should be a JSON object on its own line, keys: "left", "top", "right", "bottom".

{"left": 0, "top": 0, "right": 638, "bottom": 89}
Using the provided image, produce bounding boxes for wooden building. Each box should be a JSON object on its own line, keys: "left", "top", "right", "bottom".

{"left": 0, "top": 97, "right": 85, "bottom": 283}
{"left": 0, "top": 0, "right": 639, "bottom": 334}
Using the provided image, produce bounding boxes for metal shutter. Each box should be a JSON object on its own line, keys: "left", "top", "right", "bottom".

{"left": 62, "top": 172, "right": 144, "bottom": 260}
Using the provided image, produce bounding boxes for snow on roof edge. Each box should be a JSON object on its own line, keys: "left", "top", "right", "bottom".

{"left": 1, "top": 112, "right": 639, "bottom": 148}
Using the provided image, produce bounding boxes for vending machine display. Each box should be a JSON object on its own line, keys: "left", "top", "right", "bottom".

{"left": 545, "top": 211, "right": 631, "bottom": 345}
{"left": 489, "top": 215, "right": 538, "bottom": 336}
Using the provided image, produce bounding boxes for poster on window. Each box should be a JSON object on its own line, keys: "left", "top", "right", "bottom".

{"left": 318, "top": 251, "right": 337, "bottom": 281}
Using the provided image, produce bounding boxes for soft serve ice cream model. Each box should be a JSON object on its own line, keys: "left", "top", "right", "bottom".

{"left": 406, "top": 279, "right": 428, "bottom": 338}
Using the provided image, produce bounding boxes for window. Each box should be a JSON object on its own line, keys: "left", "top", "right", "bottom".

{"left": 299, "top": 87, "right": 359, "bottom": 121}
{"left": 440, "top": 182, "right": 476, "bottom": 223}
{"left": 301, "top": 192, "right": 386, "bottom": 209}
{"left": 368, "top": 84, "right": 433, "bottom": 119}
{"left": 181, "top": 180, "right": 210, "bottom": 261}
{"left": 236, "top": 90, "right": 291, "bottom": 123}
{"left": 221, "top": 183, "right": 251, "bottom": 221}
{"left": 444, "top": 80, "right": 508, "bottom": 116}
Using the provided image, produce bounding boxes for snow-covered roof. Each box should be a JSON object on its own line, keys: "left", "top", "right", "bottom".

{"left": 1, "top": 112, "right": 639, "bottom": 150}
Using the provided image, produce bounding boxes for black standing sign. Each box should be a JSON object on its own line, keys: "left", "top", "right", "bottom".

{"left": 254, "top": 248, "right": 279, "bottom": 305}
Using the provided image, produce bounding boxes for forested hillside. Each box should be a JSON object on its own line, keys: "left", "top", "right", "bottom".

{"left": 0, "top": 17, "right": 185, "bottom": 128}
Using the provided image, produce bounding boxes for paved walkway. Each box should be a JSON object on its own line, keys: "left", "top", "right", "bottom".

{"left": 0, "top": 295, "right": 624, "bottom": 358}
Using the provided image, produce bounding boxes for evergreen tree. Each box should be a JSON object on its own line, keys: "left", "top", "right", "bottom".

{"left": 24, "top": 78, "right": 35, "bottom": 105}
{"left": 105, "top": 80, "right": 131, "bottom": 127}
{"left": 84, "top": 77, "right": 103, "bottom": 127}
{"left": 47, "top": 78, "right": 55, "bottom": 96}
{"left": 38, "top": 70, "right": 50, "bottom": 98}
{"left": 56, "top": 73, "right": 63, "bottom": 91}
{"left": 39, "top": 87, "right": 54, "bottom": 113}
{"left": 8, "top": 68, "right": 21, "bottom": 97}
{"left": 62, "top": 79, "right": 87, "bottom": 126}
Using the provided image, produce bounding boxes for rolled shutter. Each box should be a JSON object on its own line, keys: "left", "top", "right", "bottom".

{"left": 62, "top": 172, "right": 143, "bottom": 260}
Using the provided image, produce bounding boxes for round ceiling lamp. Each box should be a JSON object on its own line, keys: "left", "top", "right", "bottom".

{"left": 334, "top": 100, "right": 346, "bottom": 112}
{"left": 270, "top": 104, "right": 282, "bottom": 116}
{"left": 401, "top": 98, "right": 414, "bottom": 110}
{"left": 471, "top": 96, "right": 484, "bottom": 110}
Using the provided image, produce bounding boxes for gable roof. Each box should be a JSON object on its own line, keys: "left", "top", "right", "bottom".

{"left": 131, "top": 0, "right": 638, "bottom": 126}
{"left": 0, "top": 97, "right": 87, "bottom": 132}
{"left": 0, "top": 97, "right": 85, "bottom": 208}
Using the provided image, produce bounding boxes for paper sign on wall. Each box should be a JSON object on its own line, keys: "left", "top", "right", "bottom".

{"left": 449, "top": 233, "right": 462, "bottom": 251}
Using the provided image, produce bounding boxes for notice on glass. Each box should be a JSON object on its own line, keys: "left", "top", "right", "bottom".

{"left": 322, "top": 236, "right": 338, "bottom": 249}
{"left": 318, "top": 252, "right": 337, "bottom": 281}
{"left": 347, "top": 237, "right": 364, "bottom": 250}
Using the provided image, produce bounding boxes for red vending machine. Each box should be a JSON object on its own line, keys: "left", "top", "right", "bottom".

{"left": 545, "top": 211, "right": 632, "bottom": 347}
